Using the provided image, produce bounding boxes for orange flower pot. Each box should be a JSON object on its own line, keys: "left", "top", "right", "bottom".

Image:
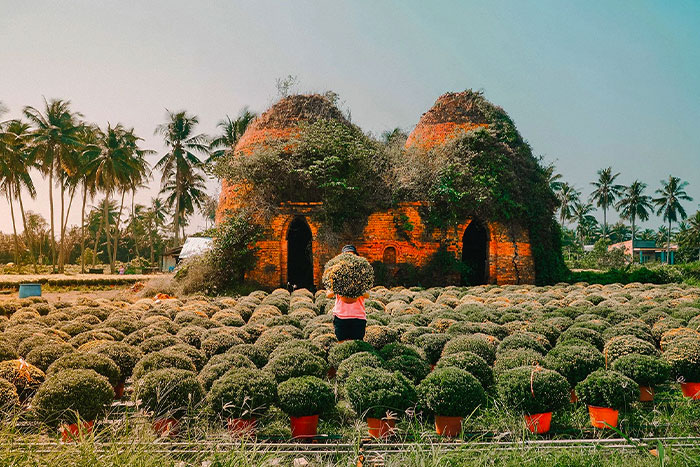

{"left": 681, "top": 382, "right": 700, "bottom": 400}
{"left": 639, "top": 386, "right": 654, "bottom": 402}
{"left": 524, "top": 412, "right": 552, "bottom": 434}
{"left": 435, "top": 415, "right": 462, "bottom": 437}
{"left": 290, "top": 414, "right": 319, "bottom": 438}
{"left": 59, "top": 420, "right": 94, "bottom": 442}
{"left": 570, "top": 389, "right": 578, "bottom": 403}
{"left": 152, "top": 417, "right": 179, "bottom": 437}
{"left": 227, "top": 417, "right": 256, "bottom": 436}
{"left": 588, "top": 406, "right": 619, "bottom": 429}
{"left": 367, "top": 417, "right": 396, "bottom": 438}
{"left": 113, "top": 381, "right": 125, "bottom": 400}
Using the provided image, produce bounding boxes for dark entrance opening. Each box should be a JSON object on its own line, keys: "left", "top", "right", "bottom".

{"left": 287, "top": 216, "right": 314, "bottom": 290}
{"left": 461, "top": 219, "right": 488, "bottom": 285}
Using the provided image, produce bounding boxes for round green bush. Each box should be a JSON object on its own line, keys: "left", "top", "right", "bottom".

{"left": 364, "top": 325, "right": 399, "bottom": 349}
{"left": 254, "top": 326, "right": 303, "bottom": 354}
{"left": 33, "top": 369, "right": 114, "bottom": 427}
{"left": 176, "top": 325, "right": 206, "bottom": 348}
{"left": 136, "top": 368, "right": 203, "bottom": 419}
{"left": 18, "top": 334, "right": 62, "bottom": 357}
{"left": 68, "top": 330, "right": 115, "bottom": 348}
{"left": 263, "top": 350, "right": 327, "bottom": 383}
{"left": 611, "top": 354, "right": 671, "bottom": 387}
{"left": 345, "top": 367, "right": 417, "bottom": 419}
{"left": 0, "top": 378, "right": 20, "bottom": 412}
{"left": 328, "top": 340, "right": 378, "bottom": 368}
{"left": 543, "top": 344, "right": 605, "bottom": 387}
{"left": 385, "top": 355, "right": 430, "bottom": 384}
{"left": 278, "top": 376, "right": 335, "bottom": 417}
{"left": 139, "top": 335, "right": 182, "bottom": 354}
{"left": 165, "top": 344, "right": 205, "bottom": 371}
{"left": 493, "top": 348, "right": 543, "bottom": 374}
{"left": 603, "top": 323, "right": 653, "bottom": 344}
{"left": 558, "top": 326, "right": 604, "bottom": 350}
{"left": 336, "top": 352, "right": 385, "bottom": 383}
{"left": 26, "top": 343, "right": 75, "bottom": 372}
{"left": 496, "top": 366, "right": 569, "bottom": 414}
{"left": 207, "top": 368, "right": 277, "bottom": 419}
{"left": 198, "top": 353, "right": 256, "bottom": 391}
{"left": 604, "top": 335, "right": 659, "bottom": 363}
{"left": 442, "top": 335, "right": 496, "bottom": 365}
{"left": 415, "top": 333, "right": 451, "bottom": 365}
{"left": 575, "top": 369, "right": 638, "bottom": 410}
{"left": 271, "top": 339, "right": 325, "bottom": 360}
{"left": 227, "top": 344, "right": 268, "bottom": 368}
{"left": 436, "top": 351, "right": 494, "bottom": 388}
{"left": 497, "top": 333, "right": 547, "bottom": 355}
{"left": 417, "top": 367, "right": 486, "bottom": 418}
{"left": 131, "top": 349, "right": 196, "bottom": 381}
{"left": 663, "top": 337, "right": 700, "bottom": 382}
{"left": 0, "top": 359, "right": 45, "bottom": 399}
{"left": 0, "top": 340, "right": 18, "bottom": 362}
{"left": 47, "top": 352, "right": 121, "bottom": 387}
{"left": 87, "top": 341, "right": 143, "bottom": 381}
{"left": 379, "top": 342, "right": 425, "bottom": 361}
{"left": 201, "top": 332, "right": 245, "bottom": 358}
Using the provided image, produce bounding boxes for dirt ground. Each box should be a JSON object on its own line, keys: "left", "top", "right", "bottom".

{"left": 0, "top": 286, "right": 139, "bottom": 303}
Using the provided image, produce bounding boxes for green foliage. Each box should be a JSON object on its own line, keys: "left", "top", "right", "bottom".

{"left": 558, "top": 326, "right": 604, "bottom": 350}
{"left": 543, "top": 344, "right": 605, "bottom": 387}
{"left": 415, "top": 333, "right": 450, "bottom": 364}
{"left": 379, "top": 342, "right": 425, "bottom": 361}
{"left": 603, "top": 336, "right": 659, "bottom": 363}
{"left": 497, "top": 332, "right": 548, "bottom": 356}
{"left": 0, "top": 378, "right": 19, "bottom": 412}
{"left": 263, "top": 350, "right": 327, "bottom": 383}
{"left": 436, "top": 351, "right": 494, "bottom": 388}
{"left": 575, "top": 370, "right": 638, "bottom": 410}
{"left": 201, "top": 333, "right": 244, "bottom": 358}
{"left": 322, "top": 253, "right": 374, "bottom": 298}
{"left": 33, "top": 369, "right": 114, "bottom": 427}
{"left": 417, "top": 367, "right": 486, "bottom": 417}
{"left": 494, "top": 349, "right": 544, "bottom": 374}
{"left": 442, "top": 335, "right": 496, "bottom": 364}
{"left": 25, "top": 343, "right": 75, "bottom": 372}
{"left": 385, "top": 355, "right": 430, "bottom": 384}
{"left": 206, "top": 368, "right": 277, "bottom": 419}
{"left": 0, "top": 360, "right": 45, "bottom": 399}
{"left": 136, "top": 368, "right": 203, "bottom": 419}
{"left": 328, "top": 340, "right": 378, "bottom": 368}
{"left": 131, "top": 349, "right": 196, "bottom": 381}
{"left": 663, "top": 337, "right": 700, "bottom": 382}
{"left": 47, "top": 352, "right": 121, "bottom": 387}
{"left": 335, "top": 352, "right": 384, "bottom": 383}
{"left": 277, "top": 376, "right": 335, "bottom": 417}
{"left": 345, "top": 367, "right": 417, "bottom": 419}
{"left": 497, "top": 366, "right": 570, "bottom": 414}
{"left": 198, "top": 353, "right": 256, "bottom": 391}
{"left": 611, "top": 354, "right": 671, "bottom": 386}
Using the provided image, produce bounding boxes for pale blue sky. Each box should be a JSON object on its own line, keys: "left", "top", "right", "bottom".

{"left": 1, "top": 0, "right": 699, "bottom": 234}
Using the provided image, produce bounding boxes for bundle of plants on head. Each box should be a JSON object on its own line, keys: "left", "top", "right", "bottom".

{"left": 278, "top": 376, "right": 335, "bottom": 418}
{"left": 345, "top": 367, "right": 417, "bottom": 419}
{"left": 136, "top": 368, "right": 204, "bottom": 420}
{"left": 47, "top": 352, "right": 121, "bottom": 387}
{"left": 603, "top": 335, "right": 659, "bottom": 364}
{"left": 32, "top": 369, "right": 114, "bottom": 427}
{"left": 543, "top": 344, "right": 605, "bottom": 388}
{"left": 611, "top": 354, "right": 671, "bottom": 387}
{"left": 575, "top": 369, "right": 638, "bottom": 410}
{"left": 87, "top": 341, "right": 143, "bottom": 381}
{"left": 662, "top": 337, "right": 700, "bottom": 383}
{"left": 263, "top": 350, "right": 327, "bottom": 383}
{"left": 131, "top": 349, "right": 196, "bottom": 381}
{"left": 436, "top": 351, "right": 494, "bottom": 389}
{"left": 206, "top": 368, "right": 277, "bottom": 420}
{"left": 328, "top": 340, "right": 378, "bottom": 368}
{"left": 322, "top": 253, "right": 374, "bottom": 298}
{"left": 0, "top": 359, "right": 45, "bottom": 399}
{"left": 496, "top": 366, "right": 569, "bottom": 415}
{"left": 442, "top": 335, "right": 496, "bottom": 365}
{"left": 336, "top": 352, "right": 385, "bottom": 383}
{"left": 417, "top": 367, "right": 486, "bottom": 418}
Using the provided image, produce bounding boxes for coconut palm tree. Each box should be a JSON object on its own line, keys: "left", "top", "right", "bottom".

{"left": 88, "top": 198, "right": 119, "bottom": 268}
{"left": 161, "top": 168, "right": 207, "bottom": 238}
{"left": 557, "top": 183, "right": 581, "bottom": 226}
{"left": 615, "top": 180, "right": 653, "bottom": 250}
{"left": 653, "top": 175, "right": 693, "bottom": 263}
{"left": 155, "top": 110, "right": 209, "bottom": 245}
{"left": 680, "top": 211, "right": 700, "bottom": 261}
{"left": 608, "top": 222, "right": 631, "bottom": 244}
{"left": 590, "top": 167, "right": 624, "bottom": 238}
{"left": 572, "top": 201, "right": 597, "bottom": 246}
{"left": 207, "top": 108, "right": 256, "bottom": 169}
{"left": 23, "top": 99, "right": 82, "bottom": 272}
{"left": 143, "top": 197, "right": 168, "bottom": 266}
{"left": 543, "top": 163, "right": 564, "bottom": 193}
{"left": 74, "top": 125, "right": 102, "bottom": 272}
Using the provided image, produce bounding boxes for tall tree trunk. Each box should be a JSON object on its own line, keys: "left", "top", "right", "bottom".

{"left": 7, "top": 186, "right": 21, "bottom": 268}
{"left": 174, "top": 168, "right": 181, "bottom": 246}
{"left": 48, "top": 168, "right": 56, "bottom": 272}
{"left": 80, "top": 184, "right": 88, "bottom": 273}
{"left": 668, "top": 218, "right": 672, "bottom": 264}
{"left": 112, "top": 189, "right": 126, "bottom": 268}
{"left": 16, "top": 187, "right": 37, "bottom": 273}
{"left": 603, "top": 206, "right": 607, "bottom": 239}
{"left": 131, "top": 189, "right": 140, "bottom": 259}
{"left": 104, "top": 197, "right": 114, "bottom": 273}
{"left": 92, "top": 214, "right": 103, "bottom": 268}
{"left": 631, "top": 215, "right": 636, "bottom": 263}
{"left": 59, "top": 186, "right": 76, "bottom": 270}
{"left": 58, "top": 174, "right": 66, "bottom": 273}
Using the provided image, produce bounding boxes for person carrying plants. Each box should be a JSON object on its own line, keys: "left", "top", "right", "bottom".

{"left": 324, "top": 245, "right": 374, "bottom": 342}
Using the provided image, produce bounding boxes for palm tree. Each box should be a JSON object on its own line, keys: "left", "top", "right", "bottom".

{"left": 24, "top": 99, "right": 82, "bottom": 272}
{"left": 615, "top": 180, "right": 653, "bottom": 250}
{"left": 161, "top": 168, "right": 207, "bottom": 238}
{"left": 590, "top": 167, "right": 624, "bottom": 238}
{"left": 608, "top": 222, "right": 631, "bottom": 244}
{"left": 556, "top": 183, "right": 580, "bottom": 226}
{"left": 207, "top": 108, "right": 256, "bottom": 168}
{"left": 653, "top": 176, "right": 693, "bottom": 263}
{"left": 75, "top": 125, "right": 101, "bottom": 272}
{"left": 144, "top": 197, "right": 168, "bottom": 265}
{"left": 680, "top": 211, "right": 700, "bottom": 261}
{"left": 572, "top": 201, "right": 597, "bottom": 246}
{"left": 638, "top": 229, "right": 656, "bottom": 241}
{"left": 155, "top": 110, "right": 209, "bottom": 245}
{"left": 88, "top": 198, "right": 118, "bottom": 268}
{"left": 543, "top": 163, "right": 564, "bottom": 193}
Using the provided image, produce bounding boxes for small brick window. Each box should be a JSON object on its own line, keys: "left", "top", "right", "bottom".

{"left": 382, "top": 247, "right": 397, "bottom": 265}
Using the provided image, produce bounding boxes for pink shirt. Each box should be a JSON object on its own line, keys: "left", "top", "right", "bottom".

{"left": 333, "top": 296, "right": 367, "bottom": 320}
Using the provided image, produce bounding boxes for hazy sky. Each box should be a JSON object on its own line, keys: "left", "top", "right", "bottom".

{"left": 1, "top": 0, "right": 699, "bottom": 235}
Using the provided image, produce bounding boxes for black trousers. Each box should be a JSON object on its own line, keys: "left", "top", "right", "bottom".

{"left": 333, "top": 317, "right": 367, "bottom": 341}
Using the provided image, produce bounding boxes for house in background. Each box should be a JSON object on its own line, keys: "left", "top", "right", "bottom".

{"left": 160, "top": 237, "right": 213, "bottom": 272}
{"left": 608, "top": 240, "right": 677, "bottom": 264}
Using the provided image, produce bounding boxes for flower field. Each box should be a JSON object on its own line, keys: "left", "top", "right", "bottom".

{"left": 1, "top": 282, "right": 700, "bottom": 464}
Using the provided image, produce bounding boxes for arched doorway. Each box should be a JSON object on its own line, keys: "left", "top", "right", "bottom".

{"left": 461, "top": 219, "right": 488, "bottom": 285}
{"left": 287, "top": 216, "right": 314, "bottom": 290}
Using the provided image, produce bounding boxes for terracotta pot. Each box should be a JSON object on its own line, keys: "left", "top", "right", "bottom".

{"left": 113, "top": 381, "right": 125, "bottom": 400}
{"left": 367, "top": 417, "right": 396, "bottom": 438}
{"left": 227, "top": 417, "right": 256, "bottom": 436}
{"left": 434, "top": 415, "right": 462, "bottom": 437}
{"left": 524, "top": 412, "right": 552, "bottom": 434}
{"left": 639, "top": 385, "right": 654, "bottom": 402}
{"left": 327, "top": 367, "right": 337, "bottom": 379}
{"left": 290, "top": 414, "right": 319, "bottom": 438}
{"left": 59, "top": 420, "right": 94, "bottom": 442}
{"left": 570, "top": 389, "right": 578, "bottom": 403}
{"left": 681, "top": 382, "right": 700, "bottom": 400}
{"left": 588, "top": 406, "right": 619, "bottom": 429}
{"left": 152, "top": 417, "right": 179, "bottom": 437}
